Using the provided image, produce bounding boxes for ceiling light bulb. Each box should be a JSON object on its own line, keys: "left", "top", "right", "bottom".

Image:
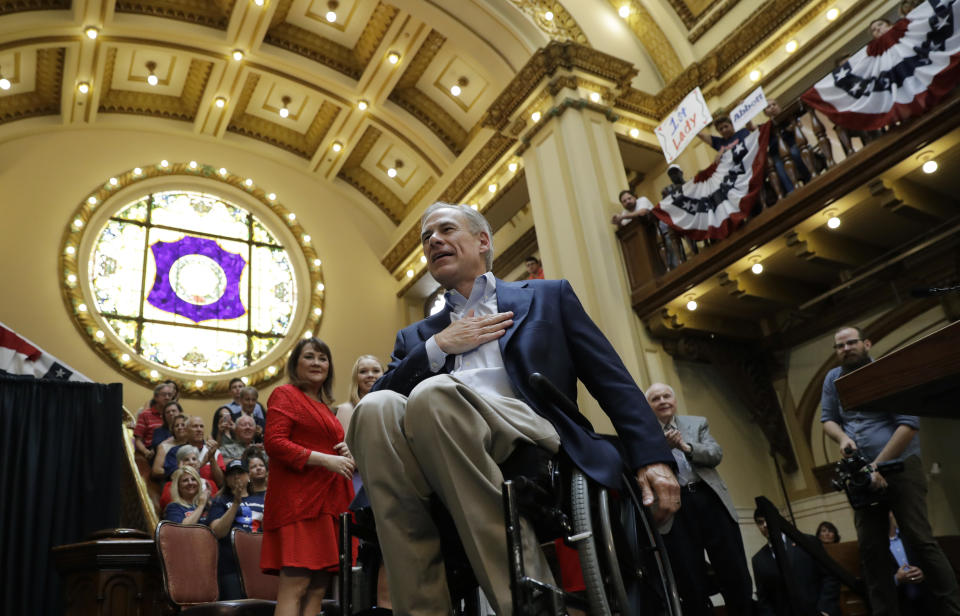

{"left": 357, "top": 100, "right": 368, "bottom": 110}
{"left": 387, "top": 168, "right": 397, "bottom": 178}
{"left": 150, "top": 370, "right": 159, "bottom": 379}
{"left": 316, "top": 282, "right": 325, "bottom": 291}
{"left": 420, "top": 255, "right": 427, "bottom": 264}
{"left": 785, "top": 39, "right": 798, "bottom": 53}
{"left": 195, "top": 379, "right": 203, "bottom": 387}
{"left": 77, "top": 82, "right": 90, "bottom": 93}
{"left": 232, "top": 50, "right": 244, "bottom": 61}
{"left": 488, "top": 183, "right": 498, "bottom": 193}
{"left": 133, "top": 167, "right": 142, "bottom": 175}
{"left": 253, "top": 0, "right": 265, "bottom": 6}
{"left": 87, "top": 196, "right": 97, "bottom": 205}
{"left": 406, "top": 269, "right": 414, "bottom": 278}
{"left": 589, "top": 92, "right": 601, "bottom": 103}
{"left": 214, "top": 96, "right": 226, "bottom": 108}
{"left": 267, "top": 366, "right": 277, "bottom": 375}
{"left": 0, "top": 78, "right": 10, "bottom": 90}
{"left": 147, "top": 74, "right": 158, "bottom": 86}
{"left": 332, "top": 141, "right": 343, "bottom": 152}
{"left": 68, "top": 274, "right": 78, "bottom": 283}
{"left": 826, "top": 7, "right": 839, "bottom": 21}
{"left": 922, "top": 160, "right": 938, "bottom": 174}
{"left": 218, "top": 167, "right": 228, "bottom": 176}
{"left": 749, "top": 69, "right": 762, "bottom": 82}
{"left": 78, "top": 303, "right": 87, "bottom": 312}
{"left": 544, "top": 11, "right": 554, "bottom": 20}
{"left": 279, "top": 107, "right": 289, "bottom": 118}
{"left": 326, "top": 10, "right": 337, "bottom": 22}
{"left": 619, "top": 5, "right": 631, "bottom": 18}
{"left": 686, "top": 300, "right": 698, "bottom": 311}
{"left": 827, "top": 216, "right": 841, "bottom": 229}
{"left": 303, "top": 234, "right": 311, "bottom": 242}
{"left": 189, "top": 160, "right": 197, "bottom": 169}
{"left": 241, "top": 376, "right": 249, "bottom": 384}
{"left": 73, "top": 219, "right": 83, "bottom": 227}
{"left": 450, "top": 84, "right": 461, "bottom": 96}
{"left": 470, "top": 204, "right": 479, "bottom": 210}
{"left": 121, "top": 353, "right": 130, "bottom": 361}
{"left": 313, "top": 307, "right": 322, "bottom": 316}
{"left": 85, "top": 27, "right": 98, "bottom": 39}
{"left": 751, "top": 262, "right": 764, "bottom": 274}
{"left": 244, "top": 178, "right": 253, "bottom": 187}
{"left": 387, "top": 52, "right": 400, "bottom": 64}
{"left": 288, "top": 212, "right": 296, "bottom": 220}
{"left": 313, "top": 258, "right": 321, "bottom": 266}
{"left": 66, "top": 246, "right": 76, "bottom": 254}
{"left": 158, "top": 160, "right": 168, "bottom": 168}
{"left": 629, "top": 127, "right": 640, "bottom": 138}
{"left": 508, "top": 162, "right": 518, "bottom": 173}
{"left": 268, "top": 193, "right": 276, "bottom": 200}
{"left": 531, "top": 111, "right": 541, "bottom": 123}
{"left": 109, "top": 177, "right": 118, "bottom": 185}
{"left": 95, "top": 329, "right": 104, "bottom": 338}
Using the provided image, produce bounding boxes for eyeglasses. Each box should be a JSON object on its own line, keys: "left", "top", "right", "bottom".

{"left": 833, "top": 339, "right": 862, "bottom": 350}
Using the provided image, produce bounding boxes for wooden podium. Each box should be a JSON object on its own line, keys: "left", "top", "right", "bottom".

{"left": 835, "top": 320, "right": 960, "bottom": 417}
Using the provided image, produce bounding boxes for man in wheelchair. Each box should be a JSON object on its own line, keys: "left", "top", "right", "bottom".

{"left": 347, "top": 202, "right": 680, "bottom": 616}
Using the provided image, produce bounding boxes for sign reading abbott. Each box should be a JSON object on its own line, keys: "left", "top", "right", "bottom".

{"left": 730, "top": 86, "right": 768, "bottom": 131}
{"left": 655, "top": 87, "right": 712, "bottom": 164}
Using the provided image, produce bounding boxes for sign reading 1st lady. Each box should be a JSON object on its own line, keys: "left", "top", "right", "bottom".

{"left": 655, "top": 87, "right": 712, "bottom": 164}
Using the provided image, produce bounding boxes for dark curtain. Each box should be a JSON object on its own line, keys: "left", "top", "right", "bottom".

{"left": 0, "top": 377, "right": 123, "bottom": 615}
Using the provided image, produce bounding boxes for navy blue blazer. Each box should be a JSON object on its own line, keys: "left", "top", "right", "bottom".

{"left": 372, "top": 277, "right": 673, "bottom": 488}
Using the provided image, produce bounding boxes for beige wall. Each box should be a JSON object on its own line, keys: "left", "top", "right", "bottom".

{"left": 0, "top": 125, "right": 407, "bottom": 424}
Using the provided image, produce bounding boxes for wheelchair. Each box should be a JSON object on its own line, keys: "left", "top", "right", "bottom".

{"left": 337, "top": 373, "right": 681, "bottom": 616}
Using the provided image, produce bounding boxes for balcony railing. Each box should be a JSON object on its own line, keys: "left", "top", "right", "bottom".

{"left": 618, "top": 89, "right": 960, "bottom": 322}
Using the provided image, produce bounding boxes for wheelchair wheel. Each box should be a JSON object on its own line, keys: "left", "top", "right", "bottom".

{"left": 570, "top": 470, "right": 681, "bottom": 616}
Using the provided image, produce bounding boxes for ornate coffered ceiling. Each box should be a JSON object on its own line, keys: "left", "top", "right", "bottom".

{"left": 0, "top": 0, "right": 838, "bottom": 281}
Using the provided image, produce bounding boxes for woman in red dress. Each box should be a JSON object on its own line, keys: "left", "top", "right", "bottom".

{"left": 261, "top": 337, "right": 356, "bottom": 616}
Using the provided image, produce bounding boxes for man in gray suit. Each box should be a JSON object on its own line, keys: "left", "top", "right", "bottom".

{"left": 646, "top": 382, "right": 753, "bottom": 615}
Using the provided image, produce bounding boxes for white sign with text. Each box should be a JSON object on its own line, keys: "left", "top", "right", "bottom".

{"left": 730, "top": 86, "right": 768, "bottom": 131}
{"left": 654, "top": 87, "right": 712, "bottom": 164}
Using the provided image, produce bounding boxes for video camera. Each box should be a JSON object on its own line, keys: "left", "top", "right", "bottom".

{"left": 831, "top": 448, "right": 904, "bottom": 510}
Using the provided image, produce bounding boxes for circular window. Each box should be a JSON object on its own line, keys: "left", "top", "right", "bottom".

{"left": 60, "top": 163, "right": 324, "bottom": 396}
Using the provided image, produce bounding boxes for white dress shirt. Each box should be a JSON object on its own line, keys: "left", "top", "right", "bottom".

{"left": 425, "top": 272, "right": 519, "bottom": 400}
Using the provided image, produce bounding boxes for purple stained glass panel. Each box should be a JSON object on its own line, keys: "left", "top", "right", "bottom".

{"left": 147, "top": 235, "right": 247, "bottom": 323}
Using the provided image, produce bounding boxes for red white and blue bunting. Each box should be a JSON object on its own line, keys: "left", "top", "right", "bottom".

{"left": 653, "top": 122, "right": 771, "bottom": 241}
{"left": 802, "top": 0, "right": 960, "bottom": 130}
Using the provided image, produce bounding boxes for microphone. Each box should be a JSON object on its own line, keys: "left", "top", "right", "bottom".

{"left": 910, "top": 284, "right": 960, "bottom": 297}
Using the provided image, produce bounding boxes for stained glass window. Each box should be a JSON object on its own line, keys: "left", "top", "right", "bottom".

{"left": 88, "top": 190, "right": 297, "bottom": 375}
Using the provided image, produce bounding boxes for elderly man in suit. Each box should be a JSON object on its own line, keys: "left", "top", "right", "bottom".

{"left": 347, "top": 202, "right": 680, "bottom": 616}
{"left": 645, "top": 382, "right": 753, "bottom": 615}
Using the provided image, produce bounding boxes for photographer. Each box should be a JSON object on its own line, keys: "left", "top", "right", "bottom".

{"left": 821, "top": 326, "right": 960, "bottom": 616}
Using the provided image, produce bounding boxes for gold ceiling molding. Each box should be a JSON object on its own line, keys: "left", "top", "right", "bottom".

{"left": 687, "top": 0, "right": 742, "bottom": 43}
{"left": 483, "top": 41, "right": 636, "bottom": 132}
{"left": 114, "top": 0, "right": 236, "bottom": 30}
{"left": 0, "top": 46, "right": 62, "bottom": 125}
{"left": 0, "top": 0, "right": 67, "bottom": 16}
{"left": 706, "top": 0, "right": 834, "bottom": 100}
{"left": 380, "top": 131, "right": 515, "bottom": 272}
{"left": 98, "top": 49, "right": 212, "bottom": 122}
{"left": 506, "top": 0, "right": 588, "bottom": 44}
{"left": 226, "top": 75, "right": 341, "bottom": 159}
{"left": 610, "top": 1, "right": 684, "bottom": 82}
{"left": 337, "top": 125, "right": 438, "bottom": 224}
{"left": 615, "top": 88, "right": 659, "bottom": 119}
{"left": 264, "top": 0, "right": 398, "bottom": 80}
{"left": 388, "top": 29, "right": 468, "bottom": 155}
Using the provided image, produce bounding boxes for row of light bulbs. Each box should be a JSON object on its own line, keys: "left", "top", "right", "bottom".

{"left": 746, "top": 7, "right": 843, "bottom": 83}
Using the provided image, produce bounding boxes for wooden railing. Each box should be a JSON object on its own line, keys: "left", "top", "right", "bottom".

{"left": 618, "top": 89, "right": 960, "bottom": 319}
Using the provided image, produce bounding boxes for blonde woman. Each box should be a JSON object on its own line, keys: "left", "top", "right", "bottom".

{"left": 164, "top": 465, "right": 209, "bottom": 524}
{"left": 335, "top": 355, "right": 384, "bottom": 436}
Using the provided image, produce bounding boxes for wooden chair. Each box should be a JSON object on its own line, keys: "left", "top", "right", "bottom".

{"left": 154, "top": 521, "right": 274, "bottom": 615}
{"left": 231, "top": 529, "right": 278, "bottom": 601}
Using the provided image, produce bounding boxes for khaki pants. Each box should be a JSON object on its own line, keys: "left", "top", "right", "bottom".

{"left": 347, "top": 375, "right": 560, "bottom": 616}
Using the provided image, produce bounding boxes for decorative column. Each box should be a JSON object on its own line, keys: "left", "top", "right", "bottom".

{"left": 484, "top": 42, "right": 671, "bottom": 431}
